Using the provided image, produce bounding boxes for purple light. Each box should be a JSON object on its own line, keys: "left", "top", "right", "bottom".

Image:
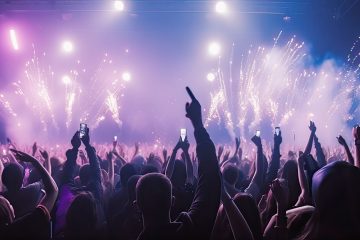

{"left": 9, "top": 29, "right": 19, "bottom": 50}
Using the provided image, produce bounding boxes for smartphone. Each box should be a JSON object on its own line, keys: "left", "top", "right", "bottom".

{"left": 79, "top": 123, "right": 87, "bottom": 138}
{"left": 114, "top": 135, "right": 118, "bottom": 141}
{"left": 180, "top": 128, "right": 187, "bottom": 142}
{"left": 275, "top": 127, "right": 280, "bottom": 136}
{"left": 256, "top": 130, "right": 261, "bottom": 137}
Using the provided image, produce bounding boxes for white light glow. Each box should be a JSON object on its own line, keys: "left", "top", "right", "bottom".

{"left": 208, "top": 42, "right": 221, "bottom": 56}
{"left": 62, "top": 41, "right": 73, "bottom": 53}
{"left": 62, "top": 75, "right": 71, "bottom": 85}
{"left": 9, "top": 29, "right": 19, "bottom": 50}
{"left": 114, "top": 1, "right": 125, "bottom": 11}
{"left": 207, "top": 72, "right": 216, "bottom": 82}
{"left": 215, "top": 1, "right": 227, "bottom": 14}
{"left": 122, "top": 72, "right": 131, "bottom": 82}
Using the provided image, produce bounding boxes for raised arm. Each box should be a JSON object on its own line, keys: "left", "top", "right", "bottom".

{"left": 313, "top": 134, "right": 326, "bottom": 167}
{"left": 165, "top": 139, "right": 181, "bottom": 179}
{"left": 354, "top": 126, "right": 360, "bottom": 168}
{"left": 81, "top": 127, "right": 103, "bottom": 200}
{"left": 107, "top": 151, "right": 115, "bottom": 190}
{"left": 251, "top": 135, "right": 264, "bottom": 189}
{"left": 10, "top": 149, "right": 58, "bottom": 212}
{"left": 182, "top": 137, "right": 194, "bottom": 184}
{"left": 221, "top": 180, "right": 254, "bottom": 240}
{"left": 295, "top": 154, "right": 310, "bottom": 207}
{"left": 304, "top": 121, "right": 316, "bottom": 155}
{"left": 266, "top": 131, "right": 282, "bottom": 186}
{"left": 185, "top": 87, "right": 221, "bottom": 239}
{"left": 61, "top": 132, "right": 81, "bottom": 186}
{"left": 337, "top": 135, "right": 354, "bottom": 165}
{"left": 40, "top": 149, "right": 51, "bottom": 175}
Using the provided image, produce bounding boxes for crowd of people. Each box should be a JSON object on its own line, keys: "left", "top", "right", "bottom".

{"left": 1, "top": 86, "right": 360, "bottom": 240}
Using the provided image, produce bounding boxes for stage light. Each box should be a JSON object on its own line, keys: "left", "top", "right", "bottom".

{"left": 207, "top": 72, "right": 216, "bottom": 82}
{"left": 122, "top": 72, "right": 131, "bottom": 82}
{"left": 62, "top": 41, "right": 73, "bottom": 53}
{"left": 62, "top": 75, "right": 71, "bottom": 85}
{"left": 114, "top": 1, "right": 125, "bottom": 11}
{"left": 9, "top": 29, "right": 19, "bottom": 50}
{"left": 215, "top": 1, "right": 227, "bottom": 14}
{"left": 208, "top": 42, "right": 221, "bottom": 56}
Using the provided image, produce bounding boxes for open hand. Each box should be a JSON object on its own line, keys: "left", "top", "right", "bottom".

{"left": 39, "top": 150, "right": 49, "bottom": 160}
{"left": 309, "top": 121, "right": 316, "bottom": 133}
{"left": 337, "top": 135, "right": 346, "bottom": 146}
{"left": 185, "top": 87, "right": 203, "bottom": 128}
{"left": 270, "top": 178, "right": 289, "bottom": 211}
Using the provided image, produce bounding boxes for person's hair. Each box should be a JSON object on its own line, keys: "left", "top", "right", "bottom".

{"left": 2, "top": 163, "right": 24, "bottom": 191}
{"left": 141, "top": 165, "right": 159, "bottom": 175}
{"left": 79, "top": 164, "right": 91, "bottom": 186}
{"left": 233, "top": 193, "right": 262, "bottom": 240}
{"left": 65, "top": 192, "right": 97, "bottom": 238}
{"left": 170, "top": 160, "right": 186, "bottom": 188}
{"left": 136, "top": 173, "right": 172, "bottom": 217}
{"left": 0, "top": 196, "right": 15, "bottom": 225}
{"left": 222, "top": 165, "right": 239, "bottom": 185}
{"left": 120, "top": 163, "right": 137, "bottom": 187}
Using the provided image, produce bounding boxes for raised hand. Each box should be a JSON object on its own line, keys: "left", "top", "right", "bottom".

{"left": 337, "top": 135, "right": 347, "bottom": 146}
{"left": 353, "top": 125, "right": 360, "bottom": 140}
{"left": 162, "top": 148, "right": 168, "bottom": 163}
{"left": 10, "top": 149, "right": 37, "bottom": 163}
{"left": 251, "top": 135, "right": 262, "bottom": 147}
{"left": 39, "top": 149, "right": 49, "bottom": 160}
{"left": 223, "top": 150, "right": 231, "bottom": 162}
{"left": 309, "top": 121, "right": 316, "bottom": 133}
{"left": 185, "top": 87, "right": 203, "bottom": 128}
{"left": 81, "top": 127, "right": 90, "bottom": 147}
{"left": 32, "top": 142, "right": 38, "bottom": 156}
{"left": 71, "top": 131, "right": 81, "bottom": 149}
{"left": 274, "top": 130, "right": 282, "bottom": 145}
{"left": 235, "top": 137, "right": 240, "bottom": 151}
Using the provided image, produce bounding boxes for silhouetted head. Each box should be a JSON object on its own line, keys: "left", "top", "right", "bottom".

{"left": 65, "top": 192, "right": 97, "bottom": 238}
{"left": 233, "top": 193, "right": 262, "bottom": 240}
{"left": 170, "top": 160, "right": 186, "bottom": 188}
{"left": 131, "top": 155, "right": 146, "bottom": 173}
{"left": 79, "top": 164, "right": 91, "bottom": 186}
{"left": 120, "top": 163, "right": 137, "bottom": 187}
{"left": 281, "top": 160, "right": 301, "bottom": 207}
{"left": 300, "top": 161, "right": 360, "bottom": 239}
{"left": 2, "top": 163, "right": 24, "bottom": 191}
{"left": 0, "top": 196, "right": 15, "bottom": 225}
{"left": 222, "top": 165, "right": 239, "bottom": 185}
{"left": 127, "top": 175, "right": 141, "bottom": 202}
{"left": 136, "top": 173, "right": 172, "bottom": 219}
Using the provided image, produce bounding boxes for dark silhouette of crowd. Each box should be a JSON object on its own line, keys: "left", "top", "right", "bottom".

{"left": 1, "top": 86, "right": 360, "bottom": 240}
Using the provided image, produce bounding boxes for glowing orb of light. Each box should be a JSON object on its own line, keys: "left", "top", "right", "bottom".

{"left": 207, "top": 72, "right": 216, "bottom": 82}
{"left": 215, "top": 1, "right": 227, "bottom": 14}
{"left": 62, "top": 41, "right": 73, "bottom": 53}
{"left": 62, "top": 75, "right": 71, "bottom": 85}
{"left": 114, "top": 1, "right": 125, "bottom": 11}
{"left": 122, "top": 72, "right": 131, "bottom": 82}
{"left": 208, "top": 42, "right": 221, "bottom": 56}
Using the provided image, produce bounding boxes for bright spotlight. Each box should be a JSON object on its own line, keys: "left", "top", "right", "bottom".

{"left": 114, "top": 1, "right": 125, "bottom": 11}
{"left": 62, "top": 75, "right": 71, "bottom": 85}
{"left": 9, "top": 29, "right": 19, "bottom": 50}
{"left": 122, "top": 72, "right": 131, "bottom": 82}
{"left": 207, "top": 72, "right": 216, "bottom": 82}
{"left": 62, "top": 41, "right": 73, "bottom": 53}
{"left": 208, "top": 42, "right": 221, "bottom": 56}
{"left": 215, "top": 1, "right": 227, "bottom": 14}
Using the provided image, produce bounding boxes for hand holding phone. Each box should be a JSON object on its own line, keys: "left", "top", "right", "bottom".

{"left": 275, "top": 127, "right": 280, "bottom": 136}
